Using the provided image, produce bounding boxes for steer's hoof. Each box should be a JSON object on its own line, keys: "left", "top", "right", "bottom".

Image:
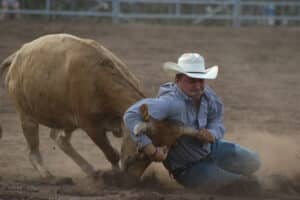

{"left": 112, "top": 164, "right": 121, "bottom": 172}
{"left": 55, "top": 177, "right": 74, "bottom": 185}
{"left": 43, "top": 176, "right": 74, "bottom": 185}
{"left": 90, "top": 170, "right": 103, "bottom": 180}
{"left": 100, "top": 169, "right": 139, "bottom": 188}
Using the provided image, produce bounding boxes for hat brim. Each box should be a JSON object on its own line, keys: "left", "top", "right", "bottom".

{"left": 163, "top": 62, "right": 218, "bottom": 79}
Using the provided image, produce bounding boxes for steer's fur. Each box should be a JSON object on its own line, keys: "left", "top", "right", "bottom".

{"left": 0, "top": 34, "right": 145, "bottom": 179}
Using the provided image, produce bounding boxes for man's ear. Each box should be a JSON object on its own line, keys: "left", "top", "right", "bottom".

{"left": 175, "top": 74, "right": 183, "bottom": 83}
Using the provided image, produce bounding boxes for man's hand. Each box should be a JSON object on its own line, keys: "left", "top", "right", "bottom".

{"left": 142, "top": 143, "right": 168, "bottom": 162}
{"left": 196, "top": 129, "right": 215, "bottom": 144}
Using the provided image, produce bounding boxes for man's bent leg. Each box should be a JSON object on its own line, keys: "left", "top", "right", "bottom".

{"left": 174, "top": 158, "right": 241, "bottom": 190}
{"left": 212, "top": 140, "right": 261, "bottom": 176}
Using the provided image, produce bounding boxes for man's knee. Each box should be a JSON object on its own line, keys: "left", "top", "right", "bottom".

{"left": 246, "top": 150, "right": 261, "bottom": 174}
{"left": 234, "top": 144, "right": 261, "bottom": 175}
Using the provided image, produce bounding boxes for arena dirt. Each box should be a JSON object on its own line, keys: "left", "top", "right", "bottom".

{"left": 0, "top": 20, "right": 300, "bottom": 199}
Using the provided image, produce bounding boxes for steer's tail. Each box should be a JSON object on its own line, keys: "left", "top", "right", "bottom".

{"left": 0, "top": 51, "right": 17, "bottom": 86}
{"left": 0, "top": 52, "right": 17, "bottom": 139}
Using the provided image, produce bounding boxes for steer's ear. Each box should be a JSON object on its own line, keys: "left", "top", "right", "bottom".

{"left": 139, "top": 104, "right": 150, "bottom": 122}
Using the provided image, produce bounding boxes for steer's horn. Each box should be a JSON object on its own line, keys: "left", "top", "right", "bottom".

{"left": 139, "top": 104, "right": 150, "bottom": 122}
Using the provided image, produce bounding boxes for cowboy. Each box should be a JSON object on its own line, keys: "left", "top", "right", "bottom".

{"left": 122, "top": 53, "right": 260, "bottom": 190}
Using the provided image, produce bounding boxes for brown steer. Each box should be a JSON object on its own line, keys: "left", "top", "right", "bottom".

{"left": 0, "top": 34, "right": 145, "bottom": 181}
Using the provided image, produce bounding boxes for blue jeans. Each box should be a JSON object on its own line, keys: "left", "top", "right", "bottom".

{"left": 173, "top": 140, "right": 260, "bottom": 189}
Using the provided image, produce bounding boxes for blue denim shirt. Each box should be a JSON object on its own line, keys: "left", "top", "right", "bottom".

{"left": 123, "top": 82, "right": 225, "bottom": 171}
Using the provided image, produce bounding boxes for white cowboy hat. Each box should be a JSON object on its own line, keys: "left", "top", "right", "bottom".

{"left": 163, "top": 53, "right": 218, "bottom": 79}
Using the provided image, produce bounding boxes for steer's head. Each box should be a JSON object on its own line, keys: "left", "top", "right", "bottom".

{"left": 133, "top": 104, "right": 196, "bottom": 147}
{"left": 133, "top": 104, "right": 214, "bottom": 147}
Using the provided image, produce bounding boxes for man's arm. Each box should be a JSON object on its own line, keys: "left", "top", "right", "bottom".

{"left": 123, "top": 98, "right": 171, "bottom": 160}
{"left": 206, "top": 96, "right": 225, "bottom": 140}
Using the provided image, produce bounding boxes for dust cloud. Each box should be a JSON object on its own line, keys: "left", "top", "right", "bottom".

{"left": 145, "top": 131, "right": 300, "bottom": 192}
{"left": 229, "top": 131, "right": 300, "bottom": 192}
{"left": 228, "top": 131, "right": 300, "bottom": 178}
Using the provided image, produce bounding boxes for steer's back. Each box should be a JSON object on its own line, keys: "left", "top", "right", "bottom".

{"left": 6, "top": 34, "right": 144, "bottom": 129}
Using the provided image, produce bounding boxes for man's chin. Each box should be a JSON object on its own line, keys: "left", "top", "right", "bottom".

{"left": 189, "top": 93, "right": 202, "bottom": 100}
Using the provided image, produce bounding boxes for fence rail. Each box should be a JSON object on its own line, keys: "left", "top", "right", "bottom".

{"left": 1, "top": 0, "right": 299, "bottom": 27}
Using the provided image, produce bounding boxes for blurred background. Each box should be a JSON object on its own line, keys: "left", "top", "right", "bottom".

{"left": 1, "top": 0, "right": 300, "bottom": 26}
{"left": 0, "top": 0, "right": 300, "bottom": 199}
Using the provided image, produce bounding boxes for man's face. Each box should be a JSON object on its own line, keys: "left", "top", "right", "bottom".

{"left": 176, "top": 74, "right": 205, "bottom": 100}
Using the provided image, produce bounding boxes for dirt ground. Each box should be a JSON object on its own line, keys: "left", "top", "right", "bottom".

{"left": 0, "top": 19, "right": 300, "bottom": 200}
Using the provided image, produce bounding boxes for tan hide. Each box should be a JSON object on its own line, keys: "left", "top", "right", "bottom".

{"left": 5, "top": 33, "right": 144, "bottom": 131}
{"left": 0, "top": 34, "right": 145, "bottom": 178}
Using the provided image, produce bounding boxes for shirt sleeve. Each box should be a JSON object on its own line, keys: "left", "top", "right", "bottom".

{"left": 123, "top": 97, "right": 171, "bottom": 149}
{"left": 206, "top": 96, "right": 225, "bottom": 140}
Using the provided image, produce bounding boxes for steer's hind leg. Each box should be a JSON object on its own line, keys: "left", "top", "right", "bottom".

{"left": 50, "top": 128, "right": 95, "bottom": 176}
{"left": 85, "top": 128, "right": 120, "bottom": 170}
{"left": 21, "top": 117, "right": 52, "bottom": 178}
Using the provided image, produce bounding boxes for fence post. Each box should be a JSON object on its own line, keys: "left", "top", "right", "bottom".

{"left": 45, "top": 0, "right": 51, "bottom": 19}
{"left": 175, "top": 0, "right": 181, "bottom": 17}
{"left": 112, "top": 0, "right": 120, "bottom": 23}
{"left": 233, "top": 0, "right": 241, "bottom": 28}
